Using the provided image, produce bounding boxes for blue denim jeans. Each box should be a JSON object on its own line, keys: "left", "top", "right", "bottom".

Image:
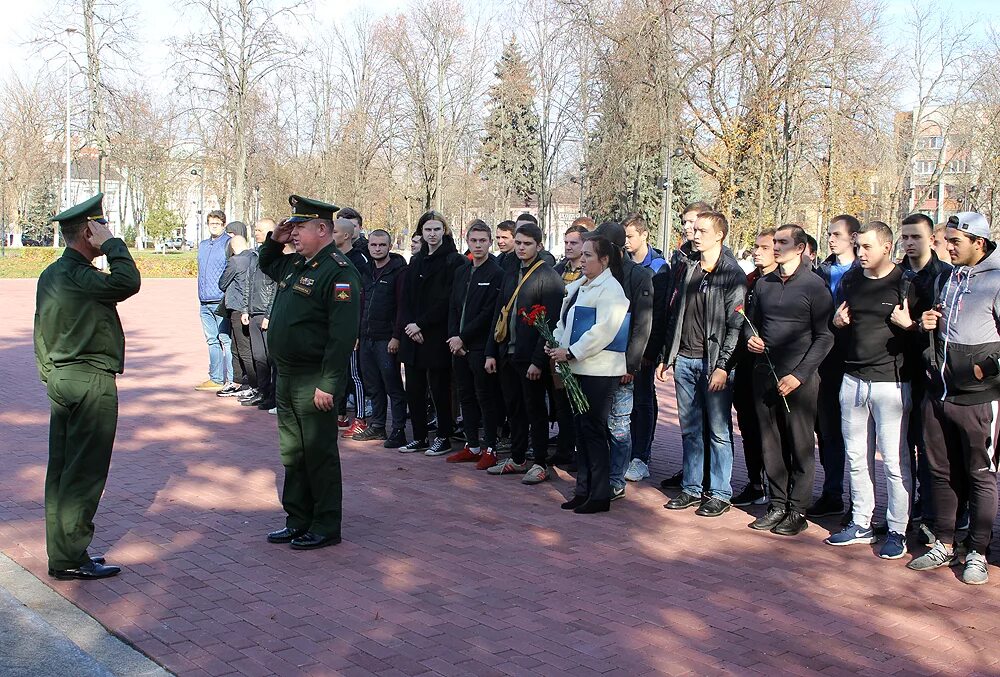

{"left": 199, "top": 302, "right": 233, "bottom": 384}
{"left": 674, "top": 355, "right": 734, "bottom": 501}
{"left": 608, "top": 381, "right": 634, "bottom": 490}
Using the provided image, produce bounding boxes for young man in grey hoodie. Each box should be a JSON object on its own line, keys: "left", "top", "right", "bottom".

{"left": 908, "top": 212, "right": 1000, "bottom": 585}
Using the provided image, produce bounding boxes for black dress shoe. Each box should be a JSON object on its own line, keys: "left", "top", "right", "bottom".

{"left": 574, "top": 499, "right": 610, "bottom": 514}
{"left": 241, "top": 395, "right": 264, "bottom": 407}
{"left": 561, "top": 495, "right": 587, "bottom": 510}
{"left": 749, "top": 505, "right": 788, "bottom": 530}
{"left": 91, "top": 556, "right": 106, "bottom": 565}
{"left": 772, "top": 511, "right": 808, "bottom": 536}
{"left": 267, "top": 527, "right": 307, "bottom": 544}
{"left": 659, "top": 471, "right": 684, "bottom": 490}
{"left": 695, "top": 497, "right": 731, "bottom": 517}
{"left": 289, "top": 532, "right": 342, "bottom": 550}
{"left": 664, "top": 492, "right": 702, "bottom": 510}
{"left": 49, "top": 561, "right": 121, "bottom": 580}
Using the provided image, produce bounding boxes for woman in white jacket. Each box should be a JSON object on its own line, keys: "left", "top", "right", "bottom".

{"left": 545, "top": 235, "right": 630, "bottom": 513}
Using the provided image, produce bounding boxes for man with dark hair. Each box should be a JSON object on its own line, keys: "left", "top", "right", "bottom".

{"left": 446, "top": 223, "right": 504, "bottom": 468}
{"left": 623, "top": 213, "right": 667, "bottom": 274}
{"left": 810, "top": 213, "right": 861, "bottom": 520}
{"left": 657, "top": 212, "right": 746, "bottom": 516}
{"left": 496, "top": 214, "right": 556, "bottom": 271}
{"left": 485, "top": 223, "right": 564, "bottom": 483}
{"left": 260, "top": 195, "right": 361, "bottom": 550}
{"left": 824, "top": 221, "right": 918, "bottom": 558}
{"left": 909, "top": 212, "right": 1000, "bottom": 585}
{"left": 745, "top": 224, "right": 834, "bottom": 536}
{"left": 804, "top": 234, "right": 819, "bottom": 269}
{"left": 246, "top": 219, "right": 277, "bottom": 411}
{"left": 592, "top": 221, "right": 654, "bottom": 500}
{"left": 332, "top": 218, "right": 371, "bottom": 438}
{"left": 195, "top": 209, "right": 233, "bottom": 391}
{"left": 898, "top": 212, "right": 952, "bottom": 539}
{"left": 35, "top": 193, "right": 141, "bottom": 580}
{"left": 669, "top": 201, "right": 713, "bottom": 268}
{"left": 731, "top": 229, "right": 777, "bottom": 506}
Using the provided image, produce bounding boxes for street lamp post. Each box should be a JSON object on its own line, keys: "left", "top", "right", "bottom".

{"left": 57, "top": 26, "right": 77, "bottom": 249}
{"left": 1, "top": 176, "right": 7, "bottom": 258}
{"left": 657, "top": 146, "right": 685, "bottom": 254}
{"left": 191, "top": 168, "right": 205, "bottom": 243}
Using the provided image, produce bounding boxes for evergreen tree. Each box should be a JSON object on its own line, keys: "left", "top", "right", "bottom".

{"left": 479, "top": 39, "right": 541, "bottom": 212}
{"left": 23, "top": 181, "right": 59, "bottom": 245}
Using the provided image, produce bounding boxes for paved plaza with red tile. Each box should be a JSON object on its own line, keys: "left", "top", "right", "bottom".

{"left": 2, "top": 277, "right": 999, "bottom": 676}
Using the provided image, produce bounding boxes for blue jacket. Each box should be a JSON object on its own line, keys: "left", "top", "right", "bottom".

{"left": 197, "top": 234, "right": 231, "bottom": 303}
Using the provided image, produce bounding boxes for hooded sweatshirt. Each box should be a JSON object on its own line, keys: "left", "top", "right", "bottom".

{"left": 925, "top": 245, "right": 1000, "bottom": 404}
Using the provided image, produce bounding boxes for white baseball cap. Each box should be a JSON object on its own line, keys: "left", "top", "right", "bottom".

{"left": 947, "top": 212, "right": 991, "bottom": 240}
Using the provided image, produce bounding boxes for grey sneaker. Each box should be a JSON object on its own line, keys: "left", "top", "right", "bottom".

{"left": 623, "top": 459, "right": 650, "bottom": 482}
{"left": 962, "top": 551, "right": 989, "bottom": 585}
{"left": 487, "top": 458, "right": 529, "bottom": 475}
{"left": 521, "top": 464, "right": 549, "bottom": 485}
{"left": 907, "top": 541, "right": 954, "bottom": 571}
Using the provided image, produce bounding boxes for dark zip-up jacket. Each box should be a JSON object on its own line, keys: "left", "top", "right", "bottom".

{"left": 902, "top": 251, "right": 953, "bottom": 315}
{"left": 660, "top": 249, "right": 747, "bottom": 373}
{"left": 743, "top": 262, "right": 834, "bottom": 383}
{"left": 448, "top": 257, "right": 504, "bottom": 352}
{"left": 363, "top": 253, "right": 407, "bottom": 341}
{"left": 620, "top": 257, "right": 654, "bottom": 374}
{"left": 399, "top": 235, "right": 467, "bottom": 369}
{"left": 247, "top": 249, "right": 276, "bottom": 316}
{"left": 219, "top": 249, "right": 254, "bottom": 313}
{"left": 485, "top": 257, "right": 565, "bottom": 369}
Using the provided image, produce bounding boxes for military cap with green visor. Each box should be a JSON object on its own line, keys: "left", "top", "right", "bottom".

{"left": 287, "top": 195, "right": 339, "bottom": 223}
{"left": 50, "top": 192, "right": 109, "bottom": 228}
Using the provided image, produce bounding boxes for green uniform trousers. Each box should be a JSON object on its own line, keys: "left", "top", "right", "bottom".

{"left": 276, "top": 371, "right": 343, "bottom": 537}
{"left": 45, "top": 366, "right": 118, "bottom": 570}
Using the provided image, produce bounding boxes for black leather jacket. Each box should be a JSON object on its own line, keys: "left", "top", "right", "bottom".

{"left": 247, "top": 249, "right": 276, "bottom": 316}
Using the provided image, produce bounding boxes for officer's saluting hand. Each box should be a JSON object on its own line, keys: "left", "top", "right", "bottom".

{"left": 258, "top": 195, "right": 361, "bottom": 550}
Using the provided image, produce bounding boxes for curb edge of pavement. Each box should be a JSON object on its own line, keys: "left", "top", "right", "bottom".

{"left": 0, "top": 552, "right": 173, "bottom": 677}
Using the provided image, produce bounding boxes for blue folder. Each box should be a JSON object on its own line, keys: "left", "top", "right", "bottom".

{"left": 569, "top": 307, "right": 630, "bottom": 352}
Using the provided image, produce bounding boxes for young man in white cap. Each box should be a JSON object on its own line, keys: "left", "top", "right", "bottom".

{"left": 909, "top": 212, "right": 1000, "bottom": 585}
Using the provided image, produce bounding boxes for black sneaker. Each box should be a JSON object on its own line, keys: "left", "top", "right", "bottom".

{"left": 664, "top": 492, "right": 702, "bottom": 510}
{"left": 424, "top": 437, "right": 453, "bottom": 457}
{"left": 398, "top": 439, "right": 429, "bottom": 453}
{"left": 806, "top": 494, "right": 844, "bottom": 518}
{"left": 256, "top": 399, "right": 276, "bottom": 410}
{"left": 241, "top": 394, "right": 264, "bottom": 407}
{"left": 696, "top": 497, "right": 731, "bottom": 517}
{"left": 236, "top": 388, "right": 259, "bottom": 401}
{"left": 749, "top": 505, "right": 788, "bottom": 530}
{"left": 611, "top": 485, "right": 626, "bottom": 501}
{"left": 354, "top": 425, "right": 387, "bottom": 442}
{"left": 731, "top": 484, "right": 767, "bottom": 507}
{"left": 659, "top": 471, "right": 683, "bottom": 490}
{"left": 772, "top": 510, "right": 808, "bottom": 536}
{"left": 216, "top": 383, "right": 246, "bottom": 397}
{"left": 383, "top": 429, "right": 407, "bottom": 449}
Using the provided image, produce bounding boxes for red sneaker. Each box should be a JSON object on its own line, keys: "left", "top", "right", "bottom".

{"left": 446, "top": 446, "right": 480, "bottom": 463}
{"left": 475, "top": 447, "right": 498, "bottom": 470}
{"left": 337, "top": 416, "right": 351, "bottom": 429}
{"left": 341, "top": 419, "right": 367, "bottom": 439}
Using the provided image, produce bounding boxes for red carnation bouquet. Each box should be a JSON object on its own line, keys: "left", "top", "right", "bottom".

{"left": 519, "top": 304, "right": 590, "bottom": 414}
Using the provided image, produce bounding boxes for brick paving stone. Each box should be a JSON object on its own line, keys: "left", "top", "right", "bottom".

{"left": 2, "top": 277, "right": 1000, "bottom": 676}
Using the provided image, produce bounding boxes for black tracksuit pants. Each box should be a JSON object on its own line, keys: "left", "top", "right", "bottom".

{"left": 499, "top": 359, "right": 549, "bottom": 466}
{"left": 734, "top": 361, "right": 765, "bottom": 486}
{"left": 228, "top": 310, "right": 252, "bottom": 387}
{"left": 453, "top": 350, "right": 499, "bottom": 449}
{"left": 248, "top": 314, "right": 272, "bottom": 400}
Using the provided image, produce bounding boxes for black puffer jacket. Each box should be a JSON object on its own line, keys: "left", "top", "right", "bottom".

{"left": 247, "top": 250, "right": 276, "bottom": 316}
{"left": 399, "top": 235, "right": 467, "bottom": 369}
{"left": 362, "top": 253, "right": 406, "bottom": 340}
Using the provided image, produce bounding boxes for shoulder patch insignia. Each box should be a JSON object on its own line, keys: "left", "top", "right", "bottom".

{"left": 335, "top": 282, "right": 351, "bottom": 301}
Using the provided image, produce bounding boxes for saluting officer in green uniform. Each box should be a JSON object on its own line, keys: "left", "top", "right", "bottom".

{"left": 34, "top": 193, "right": 141, "bottom": 580}
{"left": 260, "top": 195, "right": 361, "bottom": 550}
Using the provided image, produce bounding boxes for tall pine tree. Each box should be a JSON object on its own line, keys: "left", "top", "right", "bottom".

{"left": 479, "top": 39, "right": 541, "bottom": 215}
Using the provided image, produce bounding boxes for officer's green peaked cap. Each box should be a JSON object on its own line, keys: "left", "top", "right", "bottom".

{"left": 288, "top": 195, "right": 339, "bottom": 223}
{"left": 50, "top": 193, "right": 108, "bottom": 227}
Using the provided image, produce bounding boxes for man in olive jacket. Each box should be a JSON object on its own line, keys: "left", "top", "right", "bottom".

{"left": 259, "top": 195, "right": 361, "bottom": 550}
{"left": 35, "top": 193, "right": 141, "bottom": 580}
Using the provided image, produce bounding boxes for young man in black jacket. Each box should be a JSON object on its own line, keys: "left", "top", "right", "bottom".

{"left": 657, "top": 212, "right": 746, "bottom": 517}
{"left": 333, "top": 217, "right": 373, "bottom": 438}
{"left": 445, "top": 222, "right": 504, "bottom": 469}
{"left": 246, "top": 219, "right": 277, "bottom": 410}
{"left": 485, "top": 223, "right": 564, "bottom": 483}
{"left": 355, "top": 229, "right": 408, "bottom": 447}
{"left": 745, "top": 224, "right": 834, "bottom": 536}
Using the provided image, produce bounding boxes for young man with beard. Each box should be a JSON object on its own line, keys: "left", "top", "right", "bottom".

{"left": 658, "top": 212, "right": 746, "bottom": 517}
{"left": 332, "top": 218, "right": 372, "bottom": 438}
{"left": 485, "top": 223, "right": 564, "bottom": 483}
{"left": 823, "top": 221, "right": 919, "bottom": 559}
{"left": 746, "top": 224, "right": 834, "bottom": 536}
{"left": 730, "top": 229, "right": 777, "bottom": 506}
{"left": 445, "top": 222, "right": 504, "bottom": 468}
{"left": 908, "top": 213, "right": 1000, "bottom": 585}
{"left": 355, "top": 229, "right": 409, "bottom": 447}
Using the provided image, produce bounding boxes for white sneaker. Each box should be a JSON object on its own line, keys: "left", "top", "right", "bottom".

{"left": 268, "top": 407, "right": 277, "bottom": 415}
{"left": 624, "top": 458, "right": 650, "bottom": 482}
{"left": 521, "top": 464, "right": 549, "bottom": 485}
{"left": 963, "top": 551, "right": 989, "bottom": 585}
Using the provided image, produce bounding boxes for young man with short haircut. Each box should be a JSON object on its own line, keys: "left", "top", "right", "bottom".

{"left": 555, "top": 224, "right": 588, "bottom": 285}
{"left": 658, "top": 212, "right": 746, "bottom": 516}
{"left": 746, "top": 225, "right": 834, "bottom": 536}
{"left": 623, "top": 213, "right": 667, "bottom": 274}
{"left": 195, "top": 209, "right": 234, "bottom": 391}
{"left": 824, "top": 221, "right": 918, "bottom": 558}
{"left": 669, "top": 201, "right": 712, "bottom": 269}
{"left": 332, "top": 217, "right": 372, "bottom": 438}
{"left": 908, "top": 213, "right": 1000, "bottom": 585}
{"left": 810, "top": 214, "right": 861, "bottom": 519}
{"left": 445, "top": 222, "right": 504, "bottom": 468}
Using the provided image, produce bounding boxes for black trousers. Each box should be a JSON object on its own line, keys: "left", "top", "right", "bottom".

{"left": 733, "top": 362, "right": 765, "bottom": 486}
{"left": 248, "top": 314, "right": 273, "bottom": 400}
{"left": 228, "top": 310, "right": 252, "bottom": 386}
{"left": 573, "top": 375, "right": 618, "bottom": 502}
{"left": 453, "top": 350, "right": 499, "bottom": 449}
{"left": 499, "top": 359, "right": 549, "bottom": 466}
{"left": 754, "top": 369, "right": 820, "bottom": 513}
{"left": 405, "top": 364, "right": 453, "bottom": 441}
{"left": 360, "top": 338, "right": 406, "bottom": 431}
{"left": 816, "top": 367, "right": 846, "bottom": 498}
{"left": 922, "top": 396, "right": 999, "bottom": 554}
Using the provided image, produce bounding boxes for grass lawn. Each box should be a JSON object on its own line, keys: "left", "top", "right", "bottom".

{"left": 0, "top": 248, "right": 199, "bottom": 278}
